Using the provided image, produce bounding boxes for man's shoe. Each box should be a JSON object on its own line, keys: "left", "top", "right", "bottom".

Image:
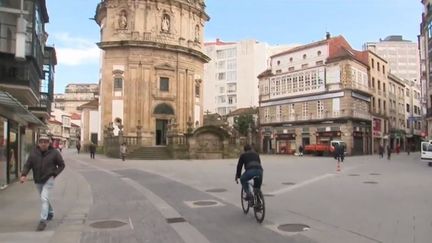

{"left": 36, "top": 221, "right": 47, "bottom": 231}
{"left": 47, "top": 213, "right": 54, "bottom": 221}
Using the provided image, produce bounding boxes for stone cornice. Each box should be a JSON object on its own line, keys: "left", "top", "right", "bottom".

{"left": 97, "top": 40, "right": 211, "bottom": 63}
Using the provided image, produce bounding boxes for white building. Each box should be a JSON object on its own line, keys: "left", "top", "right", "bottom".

{"left": 364, "top": 36, "right": 420, "bottom": 83}
{"left": 203, "top": 39, "right": 294, "bottom": 115}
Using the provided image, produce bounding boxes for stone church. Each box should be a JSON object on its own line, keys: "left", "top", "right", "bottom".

{"left": 95, "top": 0, "right": 209, "bottom": 146}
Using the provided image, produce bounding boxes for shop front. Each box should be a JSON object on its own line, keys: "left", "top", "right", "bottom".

{"left": 275, "top": 133, "right": 296, "bottom": 154}
{"left": 0, "top": 91, "right": 45, "bottom": 188}
{"left": 372, "top": 118, "right": 383, "bottom": 154}
{"left": 352, "top": 131, "right": 365, "bottom": 155}
{"left": 316, "top": 131, "right": 342, "bottom": 144}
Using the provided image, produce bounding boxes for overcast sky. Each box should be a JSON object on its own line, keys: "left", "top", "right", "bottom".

{"left": 45, "top": 0, "right": 423, "bottom": 93}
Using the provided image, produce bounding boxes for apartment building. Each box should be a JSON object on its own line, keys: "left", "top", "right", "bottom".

{"left": 0, "top": 0, "right": 56, "bottom": 187}
{"left": 203, "top": 39, "right": 266, "bottom": 115}
{"left": 203, "top": 39, "right": 295, "bottom": 116}
{"left": 388, "top": 74, "right": 407, "bottom": 149}
{"left": 258, "top": 35, "right": 372, "bottom": 155}
{"left": 365, "top": 36, "right": 423, "bottom": 143}
{"left": 366, "top": 51, "right": 390, "bottom": 153}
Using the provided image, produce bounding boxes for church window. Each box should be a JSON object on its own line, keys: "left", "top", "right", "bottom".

{"left": 114, "top": 78, "right": 123, "bottom": 90}
{"left": 160, "top": 77, "right": 169, "bottom": 91}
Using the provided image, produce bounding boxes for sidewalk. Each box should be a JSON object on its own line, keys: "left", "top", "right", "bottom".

{"left": 0, "top": 163, "right": 92, "bottom": 243}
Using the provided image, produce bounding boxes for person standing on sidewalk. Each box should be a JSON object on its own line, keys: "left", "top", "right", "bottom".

{"left": 387, "top": 144, "right": 392, "bottom": 160}
{"left": 120, "top": 142, "right": 127, "bottom": 161}
{"left": 20, "top": 134, "right": 65, "bottom": 231}
{"left": 89, "top": 142, "right": 96, "bottom": 159}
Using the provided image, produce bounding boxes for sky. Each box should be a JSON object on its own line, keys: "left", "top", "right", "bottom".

{"left": 45, "top": 0, "right": 423, "bottom": 94}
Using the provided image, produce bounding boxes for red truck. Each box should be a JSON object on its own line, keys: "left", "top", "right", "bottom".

{"left": 304, "top": 140, "right": 346, "bottom": 156}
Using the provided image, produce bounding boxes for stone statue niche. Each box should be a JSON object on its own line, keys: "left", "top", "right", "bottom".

{"left": 161, "top": 14, "right": 170, "bottom": 33}
{"left": 118, "top": 10, "right": 128, "bottom": 29}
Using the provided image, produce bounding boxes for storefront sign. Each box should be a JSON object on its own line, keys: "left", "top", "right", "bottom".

{"left": 276, "top": 133, "right": 296, "bottom": 140}
{"left": 353, "top": 131, "right": 363, "bottom": 137}
{"left": 316, "top": 131, "right": 341, "bottom": 137}
{"left": 373, "top": 118, "right": 381, "bottom": 132}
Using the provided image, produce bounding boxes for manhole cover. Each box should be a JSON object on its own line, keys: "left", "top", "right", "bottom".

{"left": 90, "top": 220, "right": 127, "bottom": 229}
{"left": 278, "top": 224, "right": 310, "bottom": 232}
{"left": 370, "top": 173, "right": 381, "bottom": 176}
{"left": 205, "top": 188, "right": 227, "bottom": 193}
{"left": 363, "top": 181, "right": 378, "bottom": 184}
{"left": 193, "top": 200, "right": 218, "bottom": 206}
{"left": 282, "top": 182, "right": 296, "bottom": 186}
{"left": 166, "top": 217, "right": 186, "bottom": 224}
{"left": 348, "top": 174, "right": 360, "bottom": 176}
{"left": 263, "top": 194, "right": 275, "bottom": 197}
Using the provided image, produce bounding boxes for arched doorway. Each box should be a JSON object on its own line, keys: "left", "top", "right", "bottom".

{"left": 153, "top": 103, "right": 174, "bottom": 145}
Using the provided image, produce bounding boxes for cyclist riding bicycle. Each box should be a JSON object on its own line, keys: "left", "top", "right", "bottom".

{"left": 235, "top": 144, "right": 263, "bottom": 203}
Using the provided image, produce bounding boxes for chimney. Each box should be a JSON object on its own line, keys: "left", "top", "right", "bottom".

{"left": 326, "top": 32, "right": 331, "bottom": 40}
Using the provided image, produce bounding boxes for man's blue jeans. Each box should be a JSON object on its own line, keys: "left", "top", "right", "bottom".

{"left": 240, "top": 169, "right": 263, "bottom": 196}
{"left": 35, "top": 177, "right": 54, "bottom": 221}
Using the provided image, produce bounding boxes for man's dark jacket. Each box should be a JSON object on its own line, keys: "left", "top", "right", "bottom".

{"left": 236, "top": 151, "right": 263, "bottom": 179}
{"left": 21, "top": 146, "right": 65, "bottom": 184}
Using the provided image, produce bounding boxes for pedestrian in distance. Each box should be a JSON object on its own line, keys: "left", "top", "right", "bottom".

{"left": 20, "top": 134, "right": 65, "bottom": 231}
{"left": 387, "top": 144, "right": 392, "bottom": 160}
{"left": 378, "top": 144, "right": 384, "bottom": 158}
{"left": 76, "top": 142, "right": 81, "bottom": 154}
{"left": 89, "top": 142, "right": 96, "bottom": 159}
{"left": 396, "top": 143, "right": 400, "bottom": 154}
{"left": 407, "top": 143, "right": 410, "bottom": 155}
{"left": 337, "top": 144, "right": 345, "bottom": 163}
{"left": 120, "top": 142, "right": 127, "bottom": 161}
{"left": 298, "top": 145, "right": 304, "bottom": 156}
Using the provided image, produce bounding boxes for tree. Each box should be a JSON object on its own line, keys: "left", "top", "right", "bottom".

{"left": 234, "top": 114, "right": 254, "bottom": 136}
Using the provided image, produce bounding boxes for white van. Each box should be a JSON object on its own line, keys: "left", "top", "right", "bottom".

{"left": 420, "top": 140, "right": 432, "bottom": 166}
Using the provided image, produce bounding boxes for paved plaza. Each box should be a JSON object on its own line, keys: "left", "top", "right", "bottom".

{"left": 1, "top": 150, "right": 431, "bottom": 243}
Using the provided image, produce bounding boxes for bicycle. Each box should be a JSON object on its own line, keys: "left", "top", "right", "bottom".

{"left": 240, "top": 176, "right": 265, "bottom": 223}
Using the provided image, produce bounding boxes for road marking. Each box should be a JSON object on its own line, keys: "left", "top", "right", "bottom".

{"left": 269, "top": 173, "right": 336, "bottom": 195}
{"left": 129, "top": 217, "right": 134, "bottom": 230}
{"left": 73, "top": 159, "right": 211, "bottom": 243}
{"left": 122, "top": 177, "right": 211, "bottom": 243}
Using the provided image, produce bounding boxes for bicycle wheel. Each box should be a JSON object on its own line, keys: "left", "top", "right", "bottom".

{"left": 253, "top": 189, "right": 265, "bottom": 223}
{"left": 241, "top": 187, "right": 250, "bottom": 214}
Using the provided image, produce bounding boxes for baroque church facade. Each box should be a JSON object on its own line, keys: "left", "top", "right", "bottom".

{"left": 95, "top": 0, "right": 209, "bottom": 146}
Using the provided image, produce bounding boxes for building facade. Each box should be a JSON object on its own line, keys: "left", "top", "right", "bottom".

{"left": 258, "top": 35, "right": 372, "bottom": 155}
{"left": 367, "top": 51, "right": 390, "bottom": 153}
{"left": 388, "top": 74, "right": 407, "bottom": 149}
{"left": 420, "top": 0, "right": 432, "bottom": 139}
{"left": 0, "top": 0, "right": 55, "bottom": 188}
{"left": 365, "top": 36, "right": 420, "bottom": 83}
{"left": 203, "top": 39, "right": 268, "bottom": 115}
{"left": 95, "top": 0, "right": 210, "bottom": 146}
{"left": 54, "top": 83, "right": 99, "bottom": 114}
{"left": 365, "top": 36, "right": 424, "bottom": 143}
{"left": 203, "top": 39, "right": 295, "bottom": 116}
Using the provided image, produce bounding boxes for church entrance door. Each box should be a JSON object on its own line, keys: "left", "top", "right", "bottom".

{"left": 156, "top": 119, "right": 168, "bottom": 145}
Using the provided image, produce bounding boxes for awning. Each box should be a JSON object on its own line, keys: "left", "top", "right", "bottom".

{"left": 0, "top": 91, "right": 45, "bottom": 126}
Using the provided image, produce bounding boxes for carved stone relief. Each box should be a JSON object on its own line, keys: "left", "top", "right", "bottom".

{"left": 196, "top": 133, "right": 221, "bottom": 152}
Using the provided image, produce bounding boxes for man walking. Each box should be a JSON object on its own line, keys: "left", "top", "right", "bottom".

{"left": 387, "top": 144, "right": 392, "bottom": 160}
{"left": 20, "top": 134, "right": 65, "bottom": 231}
{"left": 89, "top": 142, "right": 96, "bottom": 159}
